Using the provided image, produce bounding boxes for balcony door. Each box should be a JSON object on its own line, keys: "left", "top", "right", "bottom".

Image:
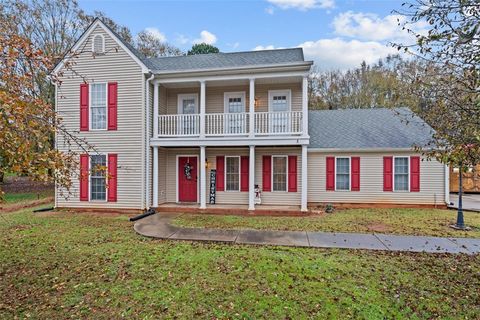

{"left": 177, "top": 93, "right": 198, "bottom": 135}
{"left": 224, "top": 92, "right": 246, "bottom": 135}
{"left": 268, "top": 90, "right": 291, "bottom": 134}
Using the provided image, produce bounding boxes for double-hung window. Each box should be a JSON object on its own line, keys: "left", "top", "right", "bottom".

{"left": 225, "top": 156, "right": 240, "bottom": 191}
{"left": 272, "top": 156, "right": 287, "bottom": 191}
{"left": 336, "top": 157, "right": 350, "bottom": 191}
{"left": 90, "top": 83, "right": 107, "bottom": 130}
{"left": 394, "top": 157, "right": 409, "bottom": 191}
{"left": 90, "top": 154, "right": 107, "bottom": 201}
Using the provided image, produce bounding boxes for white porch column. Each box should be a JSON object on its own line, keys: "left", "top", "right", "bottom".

{"left": 301, "top": 145, "right": 308, "bottom": 212}
{"left": 153, "top": 82, "right": 159, "bottom": 138}
{"left": 153, "top": 146, "right": 159, "bottom": 207}
{"left": 248, "top": 145, "right": 255, "bottom": 211}
{"left": 302, "top": 75, "right": 308, "bottom": 137}
{"left": 200, "top": 80, "right": 206, "bottom": 138}
{"left": 249, "top": 78, "right": 255, "bottom": 138}
{"left": 200, "top": 146, "right": 207, "bottom": 209}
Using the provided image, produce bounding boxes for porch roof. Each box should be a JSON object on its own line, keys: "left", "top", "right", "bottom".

{"left": 308, "top": 108, "right": 435, "bottom": 150}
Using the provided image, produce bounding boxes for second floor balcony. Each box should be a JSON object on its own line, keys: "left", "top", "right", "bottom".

{"left": 151, "top": 72, "right": 309, "bottom": 146}
{"left": 158, "top": 111, "right": 303, "bottom": 137}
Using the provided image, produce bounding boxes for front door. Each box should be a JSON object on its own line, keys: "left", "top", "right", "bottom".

{"left": 225, "top": 92, "right": 246, "bottom": 134}
{"left": 178, "top": 94, "right": 198, "bottom": 135}
{"left": 178, "top": 156, "right": 198, "bottom": 202}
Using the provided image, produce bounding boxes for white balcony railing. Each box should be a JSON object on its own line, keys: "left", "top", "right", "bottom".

{"left": 206, "top": 113, "right": 249, "bottom": 136}
{"left": 157, "top": 111, "right": 302, "bottom": 137}
{"left": 158, "top": 114, "right": 200, "bottom": 137}
{"left": 254, "top": 111, "right": 303, "bottom": 135}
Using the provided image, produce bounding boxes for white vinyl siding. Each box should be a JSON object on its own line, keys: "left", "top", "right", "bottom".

{"left": 272, "top": 156, "right": 287, "bottom": 192}
{"left": 394, "top": 157, "right": 409, "bottom": 191}
{"left": 225, "top": 156, "right": 240, "bottom": 191}
{"left": 336, "top": 157, "right": 350, "bottom": 191}
{"left": 55, "top": 25, "right": 144, "bottom": 209}
{"left": 90, "top": 155, "right": 106, "bottom": 201}
{"left": 90, "top": 83, "right": 107, "bottom": 130}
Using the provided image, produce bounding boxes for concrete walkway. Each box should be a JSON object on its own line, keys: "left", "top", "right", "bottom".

{"left": 449, "top": 193, "right": 480, "bottom": 212}
{"left": 134, "top": 213, "right": 480, "bottom": 255}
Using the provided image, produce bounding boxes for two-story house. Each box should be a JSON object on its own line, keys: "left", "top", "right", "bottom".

{"left": 53, "top": 19, "right": 449, "bottom": 213}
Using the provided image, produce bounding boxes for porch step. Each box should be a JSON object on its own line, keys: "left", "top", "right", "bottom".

{"left": 154, "top": 205, "right": 320, "bottom": 217}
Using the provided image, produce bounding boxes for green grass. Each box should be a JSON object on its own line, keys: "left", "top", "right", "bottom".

{"left": 172, "top": 208, "right": 480, "bottom": 238}
{"left": 3, "top": 191, "right": 54, "bottom": 203}
{"left": 0, "top": 207, "right": 479, "bottom": 319}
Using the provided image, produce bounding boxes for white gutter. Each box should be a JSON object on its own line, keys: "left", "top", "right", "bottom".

{"left": 307, "top": 147, "right": 418, "bottom": 153}
{"left": 145, "top": 73, "right": 155, "bottom": 209}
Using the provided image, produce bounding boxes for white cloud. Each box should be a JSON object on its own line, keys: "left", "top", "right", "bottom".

{"left": 267, "top": 0, "right": 335, "bottom": 10}
{"left": 254, "top": 38, "right": 398, "bottom": 69}
{"left": 332, "top": 11, "right": 428, "bottom": 43}
{"left": 300, "top": 38, "right": 398, "bottom": 70}
{"left": 193, "top": 30, "right": 218, "bottom": 45}
{"left": 253, "top": 45, "right": 276, "bottom": 51}
{"left": 265, "top": 6, "right": 275, "bottom": 14}
{"left": 144, "top": 27, "right": 167, "bottom": 42}
{"left": 175, "top": 34, "right": 190, "bottom": 45}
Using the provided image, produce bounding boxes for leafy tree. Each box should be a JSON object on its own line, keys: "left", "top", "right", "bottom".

{"left": 136, "top": 30, "right": 184, "bottom": 58}
{"left": 0, "top": 18, "right": 87, "bottom": 199}
{"left": 308, "top": 55, "right": 424, "bottom": 111}
{"left": 187, "top": 43, "right": 220, "bottom": 55}
{"left": 394, "top": 0, "right": 480, "bottom": 229}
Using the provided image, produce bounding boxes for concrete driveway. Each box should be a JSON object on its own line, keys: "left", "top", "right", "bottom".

{"left": 449, "top": 193, "right": 480, "bottom": 212}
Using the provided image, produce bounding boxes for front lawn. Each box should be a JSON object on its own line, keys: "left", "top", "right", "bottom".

{"left": 172, "top": 208, "right": 480, "bottom": 238}
{"left": 0, "top": 207, "right": 479, "bottom": 319}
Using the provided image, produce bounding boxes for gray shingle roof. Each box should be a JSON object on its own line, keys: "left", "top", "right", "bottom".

{"left": 144, "top": 48, "right": 307, "bottom": 72}
{"left": 308, "top": 108, "right": 434, "bottom": 150}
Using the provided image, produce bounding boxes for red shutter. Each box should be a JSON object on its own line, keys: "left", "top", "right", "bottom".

{"left": 108, "top": 82, "right": 118, "bottom": 130}
{"left": 240, "top": 156, "right": 249, "bottom": 192}
{"left": 326, "top": 156, "right": 335, "bottom": 191}
{"left": 80, "top": 84, "right": 89, "bottom": 131}
{"left": 288, "top": 155, "right": 297, "bottom": 192}
{"left": 351, "top": 157, "right": 360, "bottom": 191}
{"left": 410, "top": 156, "right": 420, "bottom": 192}
{"left": 108, "top": 154, "right": 118, "bottom": 202}
{"left": 383, "top": 156, "right": 393, "bottom": 191}
{"left": 79, "top": 154, "right": 89, "bottom": 201}
{"left": 216, "top": 156, "right": 225, "bottom": 191}
{"left": 262, "top": 155, "right": 272, "bottom": 192}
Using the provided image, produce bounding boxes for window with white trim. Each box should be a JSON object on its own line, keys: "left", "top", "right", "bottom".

{"left": 394, "top": 157, "right": 409, "bottom": 191}
{"left": 90, "top": 154, "right": 106, "bottom": 200}
{"left": 224, "top": 92, "right": 246, "bottom": 134}
{"left": 91, "top": 83, "right": 107, "bottom": 130}
{"left": 272, "top": 156, "right": 287, "bottom": 191}
{"left": 92, "top": 34, "right": 105, "bottom": 54}
{"left": 336, "top": 157, "right": 350, "bottom": 191}
{"left": 225, "top": 156, "right": 240, "bottom": 191}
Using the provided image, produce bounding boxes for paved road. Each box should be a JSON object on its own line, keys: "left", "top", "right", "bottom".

{"left": 449, "top": 193, "right": 480, "bottom": 212}
{"left": 134, "top": 213, "right": 480, "bottom": 254}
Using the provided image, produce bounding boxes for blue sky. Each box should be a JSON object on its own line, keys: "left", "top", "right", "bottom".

{"left": 78, "top": 0, "right": 423, "bottom": 69}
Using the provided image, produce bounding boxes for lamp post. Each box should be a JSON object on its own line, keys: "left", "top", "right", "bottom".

{"left": 455, "top": 164, "right": 465, "bottom": 229}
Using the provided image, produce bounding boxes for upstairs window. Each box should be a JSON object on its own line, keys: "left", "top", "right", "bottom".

{"left": 91, "top": 83, "right": 107, "bottom": 130}
{"left": 394, "top": 157, "right": 409, "bottom": 191}
{"left": 92, "top": 34, "right": 105, "bottom": 54}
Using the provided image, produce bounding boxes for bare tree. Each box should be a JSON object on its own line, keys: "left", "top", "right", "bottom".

{"left": 136, "top": 30, "right": 184, "bottom": 58}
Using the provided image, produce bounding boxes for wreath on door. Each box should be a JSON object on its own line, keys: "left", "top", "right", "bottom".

{"left": 184, "top": 160, "right": 193, "bottom": 180}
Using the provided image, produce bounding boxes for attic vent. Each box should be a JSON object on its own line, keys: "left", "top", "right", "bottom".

{"left": 92, "top": 34, "right": 105, "bottom": 54}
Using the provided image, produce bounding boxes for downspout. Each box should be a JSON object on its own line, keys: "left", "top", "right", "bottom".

{"left": 145, "top": 73, "right": 155, "bottom": 209}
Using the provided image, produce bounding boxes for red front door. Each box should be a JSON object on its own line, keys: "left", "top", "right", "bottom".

{"left": 178, "top": 156, "right": 198, "bottom": 202}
